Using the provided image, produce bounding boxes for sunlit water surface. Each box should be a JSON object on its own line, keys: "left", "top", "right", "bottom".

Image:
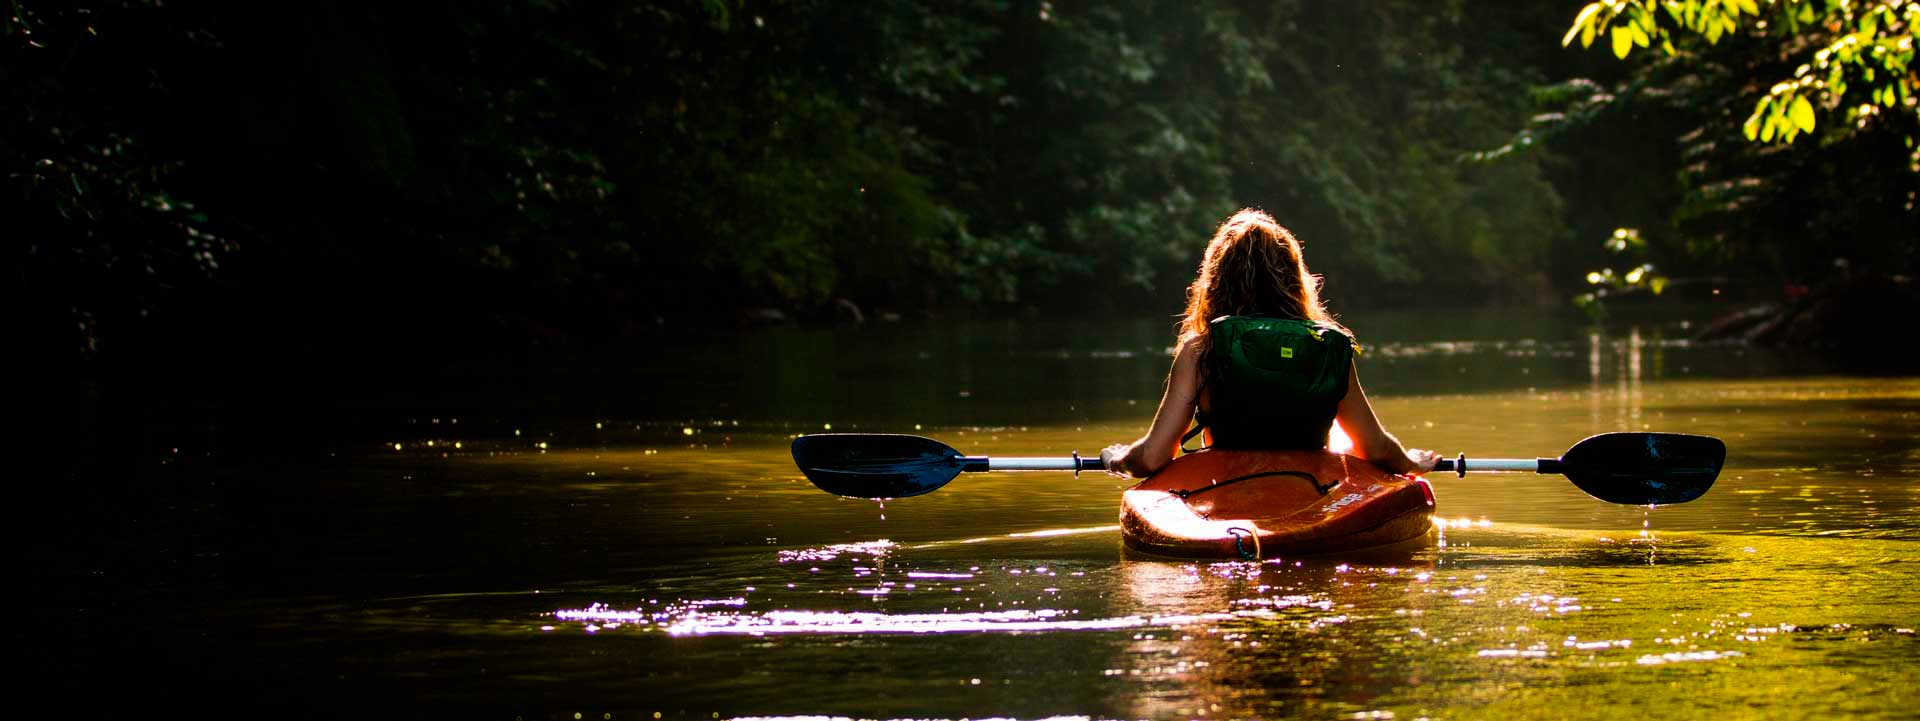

{"left": 53, "top": 311, "right": 1920, "bottom": 719}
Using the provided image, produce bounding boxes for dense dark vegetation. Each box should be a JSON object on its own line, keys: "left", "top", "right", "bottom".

{"left": 9, "top": 0, "right": 1914, "bottom": 367}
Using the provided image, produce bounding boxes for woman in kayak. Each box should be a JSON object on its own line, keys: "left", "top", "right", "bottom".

{"left": 1102, "top": 209, "right": 1439, "bottom": 477}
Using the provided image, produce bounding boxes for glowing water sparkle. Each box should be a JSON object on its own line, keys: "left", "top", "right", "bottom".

{"left": 549, "top": 607, "right": 1241, "bottom": 636}
{"left": 776, "top": 541, "right": 896, "bottom": 563}
{"left": 1635, "top": 650, "right": 1745, "bottom": 665}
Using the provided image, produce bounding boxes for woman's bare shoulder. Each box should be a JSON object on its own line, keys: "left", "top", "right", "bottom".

{"left": 1168, "top": 334, "right": 1207, "bottom": 368}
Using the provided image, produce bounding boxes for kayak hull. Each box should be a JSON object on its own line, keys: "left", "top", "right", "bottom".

{"left": 1119, "top": 449, "right": 1435, "bottom": 558}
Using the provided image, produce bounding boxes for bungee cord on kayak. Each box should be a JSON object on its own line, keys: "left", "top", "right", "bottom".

{"left": 1168, "top": 470, "right": 1335, "bottom": 501}
{"left": 1225, "top": 527, "right": 1262, "bottom": 561}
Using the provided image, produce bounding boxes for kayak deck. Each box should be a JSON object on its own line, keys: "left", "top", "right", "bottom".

{"left": 1119, "top": 449, "right": 1435, "bottom": 558}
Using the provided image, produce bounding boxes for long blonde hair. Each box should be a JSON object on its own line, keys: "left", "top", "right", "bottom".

{"left": 1179, "top": 209, "right": 1349, "bottom": 345}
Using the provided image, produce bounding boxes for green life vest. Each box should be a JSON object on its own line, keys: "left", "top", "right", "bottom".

{"left": 1196, "top": 315, "right": 1354, "bottom": 450}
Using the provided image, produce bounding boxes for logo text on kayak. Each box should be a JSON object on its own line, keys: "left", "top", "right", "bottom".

{"left": 1323, "top": 493, "right": 1365, "bottom": 514}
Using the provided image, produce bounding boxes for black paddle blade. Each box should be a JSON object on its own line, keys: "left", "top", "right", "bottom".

{"left": 1560, "top": 432, "right": 1725, "bottom": 505}
{"left": 791, "top": 434, "right": 970, "bottom": 499}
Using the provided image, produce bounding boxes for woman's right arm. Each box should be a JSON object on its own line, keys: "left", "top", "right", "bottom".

{"left": 1334, "top": 362, "right": 1438, "bottom": 475}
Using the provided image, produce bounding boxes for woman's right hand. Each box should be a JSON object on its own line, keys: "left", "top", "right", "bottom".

{"left": 1404, "top": 448, "right": 1440, "bottom": 474}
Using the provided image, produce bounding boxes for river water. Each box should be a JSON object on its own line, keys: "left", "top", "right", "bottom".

{"left": 43, "top": 308, "right": 1920, "bottom": 719}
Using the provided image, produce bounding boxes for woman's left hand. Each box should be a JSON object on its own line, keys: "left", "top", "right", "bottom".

{"left": 1100, "top": 443, "right": 1133, "bottom": 476}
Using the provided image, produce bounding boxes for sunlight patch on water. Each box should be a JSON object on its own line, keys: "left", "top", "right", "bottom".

{"left": 906, "top": 525, "right": 1121, "bottom": 549}
{"left": 733, "top": 717, "right": 1099, "bottom": 721}
{"left": 551, "top": 607, "right": 1240, "bottom": 636}
{"left": 1634, "top": 650, "right": 1745, "bottom": 665}
{"left": 1565, "top": 638, "right": 1634, "bottom": 650}
{"left": 1232, "top": 594, "right": 1334, "bottom": 611}
{"left": 1477, "top": 647, "right": 1551, "bottom": 658}
{"left": 1433, "top": 517, "right": 1494, "bottom": 530}
{"left": 776, "top": 540, "right": 896, "bottom": 563}
{"left": 1507, "top": 593, "right": 1584, "bottom": 614}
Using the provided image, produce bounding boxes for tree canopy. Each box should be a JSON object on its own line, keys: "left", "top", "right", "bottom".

{"left": 10, "top": 1, "right": 1911, "bottom": 363}
{"left": 1565, "top": 0, "right": 1916, "bottom": 147}
{"left": 1491, "top": 0, "right": 1917, "bottom": 308}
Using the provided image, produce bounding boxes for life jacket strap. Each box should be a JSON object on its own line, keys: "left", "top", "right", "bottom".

{"left": 1179, "top": 417, "right": 1209, "bottom": 454}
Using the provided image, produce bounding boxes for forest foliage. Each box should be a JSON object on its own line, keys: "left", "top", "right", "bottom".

{"left": 1517, "top": 0, "right": 1917, "bottom": 309}
{"left": 8, "top": 1, "right": 1914, "bottom": 359}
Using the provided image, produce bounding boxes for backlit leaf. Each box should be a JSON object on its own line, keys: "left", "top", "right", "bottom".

{"left": 1788, "top": 95, "right": 1816, "bottom": 132}
{"left": 1563, "top": 19, "right": 1585, "bottom": 47}
{"left": 1566, "top": 3, "right": 1602, "bottom": 46}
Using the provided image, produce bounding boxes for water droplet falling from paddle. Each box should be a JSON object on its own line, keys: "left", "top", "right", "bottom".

{"left": 1639, "top": 506, "right": 1660, "bottom": 565}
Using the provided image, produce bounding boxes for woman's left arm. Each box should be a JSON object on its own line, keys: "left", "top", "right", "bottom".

{"left": 1102, "top": 337, "right": 1203, "bottom": 477}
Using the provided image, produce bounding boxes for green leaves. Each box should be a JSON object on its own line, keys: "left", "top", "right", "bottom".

{"left": 1604, "top": 227, "right": 1646, "bottom": 253}
{"left": 1566, "top": 3, "right": 1602, "bottom": 46}
{"left": 1566, "top": 0, "right": 1919, "bottom": 147}
{"left": 1612, "top": 25, "right": 1634, "bottom": 58}
{"left": 1535, "top": 0, "right": 1918, "bottom": 318}
{"left": 1745, "top": 88, "right": 1823, "bottom": 143}
{"left": 1788, "top": 95, "right": 1817, "bottom": 132}
{"left": 1578, "top": 228, "right": 1668, "bottom": 318}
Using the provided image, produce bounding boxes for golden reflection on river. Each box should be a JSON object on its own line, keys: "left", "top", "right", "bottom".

{"left": 267, "top": 329, "right": 1920, "bottom": 720}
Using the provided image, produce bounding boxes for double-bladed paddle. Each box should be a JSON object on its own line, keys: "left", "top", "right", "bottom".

{"left": 790, "top": 432, "right": 1724, "bottom": 505}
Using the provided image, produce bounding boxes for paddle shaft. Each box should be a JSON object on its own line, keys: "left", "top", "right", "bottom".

{"left": 971, "top": 455, "right": 1558, "bottom": 475}
{"left": 961, "top": 455, "right": 1106, "bottom": 472}
{"left": 969, "top": 455, "right": 1565, "bottom": 472}
{"left": 1434, "top": 456, "right": 1566, "bottom": 476}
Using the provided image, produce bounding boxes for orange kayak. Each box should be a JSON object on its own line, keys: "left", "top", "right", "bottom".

{"left": 1119, "top": 449, "right": 1435, "bottom": 559}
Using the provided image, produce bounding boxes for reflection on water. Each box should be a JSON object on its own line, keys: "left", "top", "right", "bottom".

{"left": 565, "top": 607, "right": 1242, "bottom": 636}
{"left": 492, "top": 518, "right": 1910, "bottom": 718}
{"left": 48, "top": 312, "right": 1920, "bottom": 719}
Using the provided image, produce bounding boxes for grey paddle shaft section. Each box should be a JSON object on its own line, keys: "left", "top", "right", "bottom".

{"left": 1463, "top": 458, "right": 1545, "bottom": 471}
{"left": 964, "top": 455, "right": 1103, "bottom": 472}
{"left": 1435, "top": 456, "right": 1562, "bottom": 477}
